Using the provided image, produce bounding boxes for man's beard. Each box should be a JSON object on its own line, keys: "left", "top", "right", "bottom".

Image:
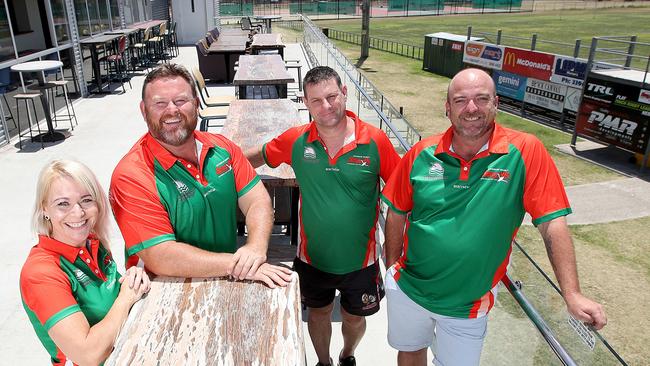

{"left": 146, "top": 110, "right": 197, "bottom": 146}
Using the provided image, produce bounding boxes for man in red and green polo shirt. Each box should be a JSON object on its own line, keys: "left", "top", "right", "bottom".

{"left": 110, "top": 64, "right": 292, "bottom": 287}
{"left": 247, "top": 66, "right": 400, "bottom": 366}
{"left": 381, "top": 68, "right": 607, "bottom": 366}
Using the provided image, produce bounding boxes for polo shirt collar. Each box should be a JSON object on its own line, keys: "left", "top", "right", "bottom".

{"left": 143, "top": 131, "right": 217, "bottom": 170}
{"left": 38, "top": 234, "right": 100, "bottom": 263}
{"left": 434, "top": 122, "right": 510, "bottom": 156}
{"left": 306, "top": 110, "right": 371, "bottom": 145}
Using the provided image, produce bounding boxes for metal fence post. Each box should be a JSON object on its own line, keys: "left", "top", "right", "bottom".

{"left": 573, "top": 39, "right": 581, "bottom": 58}
{"left": 624, "top": 35, "right": 637, "bottom": 69}
{"left": 531, "top": 34, "right": 537, "bottom": 51}
{"left": 497, "top": 29, "right": 502, "bottom": 45}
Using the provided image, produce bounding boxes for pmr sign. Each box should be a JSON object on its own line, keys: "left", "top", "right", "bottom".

{"left": 551, "top": 56, "right": 588, "bottom": 88}
{"left": 463, "top": 41, "right": 504, "bottom": 70}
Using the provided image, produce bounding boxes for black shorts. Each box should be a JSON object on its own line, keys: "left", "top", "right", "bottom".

{"left": 293, "top": 258, "right": 384, "bottom": 317}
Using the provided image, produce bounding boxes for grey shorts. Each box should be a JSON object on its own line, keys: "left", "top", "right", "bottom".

{"left": 385, "top": 267, "right": 488, "bottom": 366}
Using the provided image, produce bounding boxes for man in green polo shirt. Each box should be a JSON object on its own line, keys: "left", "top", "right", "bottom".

{"left": 110, "top": 64, "right": 292, "bottom": 287}
{"left": 246, "top": 66, "right": 400, "bottom": 366}
{"left": 381, "top": 68, "right": 607, "bottom": 365}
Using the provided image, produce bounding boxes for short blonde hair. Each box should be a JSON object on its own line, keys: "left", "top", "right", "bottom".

{"left": 32, "top": 160, "right": 111, "bottom": 249}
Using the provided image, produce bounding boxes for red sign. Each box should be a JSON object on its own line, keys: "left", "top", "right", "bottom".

{"left": 451, "top": 42, "right": 463, "bottom": 52}
{"left": 502, "top": 47, "right": 554, "bottom": 81}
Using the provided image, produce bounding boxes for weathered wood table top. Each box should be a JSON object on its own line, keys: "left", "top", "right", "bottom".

{"left": 233, "top": 54, "right": 294, "bottom": 86}
{"left": 221, "top": 99, "right": 302, "bottom": 185}
{"left": 208, "top": 36, "right": 249, "bottom": 53}
{"left": 251, "top": 34, "right": 285, "bottom": 48}
{"left": 105, "top": 273, "right": 305, "bottom": 365}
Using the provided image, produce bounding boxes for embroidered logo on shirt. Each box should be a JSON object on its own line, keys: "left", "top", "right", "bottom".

{"left": 347, "top": 156, "right": 371, "bottom": 166}
{"left": 215, "top": 160, "right": 232, "bottom": 176}
{"left": 174, "top": 180, "right": 195, "bottom": 201}
{"left": 481, "top": 168, "right": 510, "bottom": 183}
{"left": 303, "top": 146, "right": 317, "bottom": 160}
{"left": 74, "top": 269, "right": 92, "bottom": 286}
{"left": 421, "top": 163, "right": 445, "bottom": 181}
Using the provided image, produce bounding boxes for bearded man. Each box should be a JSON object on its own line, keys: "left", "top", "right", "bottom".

{"left": 109, "top": 64, "right": 291, "bottom": 287}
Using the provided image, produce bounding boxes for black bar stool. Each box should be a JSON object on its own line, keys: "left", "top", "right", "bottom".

{"left": 14, "top": 92, "right": 44, "bottom": 150}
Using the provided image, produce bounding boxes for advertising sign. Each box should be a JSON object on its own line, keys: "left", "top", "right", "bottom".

{"left": 451, "top": 42, "right": 463, "bottom": 52}
{"left": 524, "top": 78, "right": 567, "bottom": 113}
{"left": 551, "top": 56, "right": 588, "bottom": 88}
{"left": 564, "top": 87, "right": 582, "bottom": 112}
{"left": 463, "top": 41, "right": 504, "bottom": 70}
{"left": 493, "top": 70, "right": 527, "bottom": 101}
{"left": 502, "top": 47, "right": 554, "bottom": 81}
{"left": 576, "top": 74, "right": 650, "bottom": 154}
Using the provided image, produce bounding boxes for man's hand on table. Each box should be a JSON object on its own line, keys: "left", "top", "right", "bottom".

{"left": 250, "top": 263, "right": 294, "bottom": 289}
{"left": 230, "top": 243, "right": 267, "bottom": 280}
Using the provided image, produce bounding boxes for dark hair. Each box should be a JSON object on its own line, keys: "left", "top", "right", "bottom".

{"left": 302, "top": 66, "right": 342, "bottom": 98}
{"left": 142, "top": 63, "right": 197, "bottom": 100}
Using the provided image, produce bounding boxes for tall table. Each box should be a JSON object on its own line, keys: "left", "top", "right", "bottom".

{"left": 207, "top": 35, "right": 249, "bottom": 82}
{"left": 254, "top": 15, "right": 282, "bottom": 33}
{"left": 105, "top": 274, "right": 305, "bottom": 365}
{"left": 11, "top": 60, "right": 65, "bottom": 142}
{"left": 221, "top": 99, "right": 303, "bottom": 245}
{"left": 80, "top": 33, "right": 122, "bottom": 93}
{"left": 251, "top": 33, "right": 285, "bottom": 58}
{"left": 234, "top": 54, "right": 294, "bottom": 99}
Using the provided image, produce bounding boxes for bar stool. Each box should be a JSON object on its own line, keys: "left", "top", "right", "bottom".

{"left": 14, "top": 92, "right": 44, "bottom": 150}
{"left": 47, "top": 79, "right": 78, "bottom": 129}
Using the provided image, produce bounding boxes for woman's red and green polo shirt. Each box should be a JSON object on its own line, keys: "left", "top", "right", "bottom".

{"left": 263, "top": 111, "right": 400, "bottom": 274}
{"left": 20, "top": 235, "right": 120, "bottom": 365}
{"left": 381, "top": 123, "right": 571, "bottom": 318}
{"left": 109, "top": 131, "right": 259, "bottom": 268}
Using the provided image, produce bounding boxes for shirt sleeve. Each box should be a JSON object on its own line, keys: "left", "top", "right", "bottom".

{"left": 262, "top": 126, "right": 305, "bottom": 168}
{"left": 109, "top": 164, "right": 176, "bottom": 258}
{"left": 520, "top": 135, "right": 572, "bottom": 226}
{"left": 380, "top": 145, "right": 417, "bottom": 215}
{"left": 20, "top": 262, "right": 80, "bottom": 330}
{"left": 374, "top": 130, "right": 401, "bottom": 183}
{"left": 219, "top": 136, "right": 260, "bottom": 196}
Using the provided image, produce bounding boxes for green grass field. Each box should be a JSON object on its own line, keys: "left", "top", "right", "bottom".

{"left": 315, "top": 7, "right": 650, "bottom": 62}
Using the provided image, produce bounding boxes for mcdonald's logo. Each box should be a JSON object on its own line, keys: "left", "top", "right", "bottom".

{"left": 504, "top": 52, "right": 517, "bottom": 67}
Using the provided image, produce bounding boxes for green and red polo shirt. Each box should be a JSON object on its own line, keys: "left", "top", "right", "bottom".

{"left": 110, "top": 131, "right": 259, "bottom": 268}
{"left": 20, "top": 235, "right": 120, "bottom": 365}
{"left": 263, "top": 110, "right": 400, "bottom": 274}
{"left": 381, "top": 123, "right": 571, "bottom": 318}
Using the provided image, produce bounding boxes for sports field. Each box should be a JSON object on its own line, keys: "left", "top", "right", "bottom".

{"left": 277, "top": 7, "right": 650, "bottom": 364}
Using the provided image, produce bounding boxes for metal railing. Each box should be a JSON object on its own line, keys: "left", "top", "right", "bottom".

{"left": 327, "top": 28, "right": 425, "bottom": 60}
{"left": 297, "top": 14, "right": 627, "bottom": 365}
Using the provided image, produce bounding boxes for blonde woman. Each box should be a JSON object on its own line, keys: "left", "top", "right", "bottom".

{"left": 20, "top": 160, "right": 150, "bottom": 366}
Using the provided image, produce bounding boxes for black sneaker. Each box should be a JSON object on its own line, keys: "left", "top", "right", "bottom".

{"left": 338, "top": 356, "right": 356, "bottom": 366}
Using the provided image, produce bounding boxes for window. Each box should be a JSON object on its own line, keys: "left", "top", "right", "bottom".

{"left": 8, "top": 0, "right": 32, "bottom": 34}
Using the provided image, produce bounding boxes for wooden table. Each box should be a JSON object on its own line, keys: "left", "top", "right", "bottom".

{"left": 251, "top": 34, "right": 285, "bottom": 58}
{"left": 10, "top": 61, "right": 65, "bottom": 142}
{"left": 221, "top": 99, "right": 303, "bottom": 244}
{"left": 208, "top": 36, "right": 249, "bottom": 82}
{"left": 233, "top": 54, "right": 294, "bottom": 99}
{"left": 106, "top": 274, "right": 305, "bottom": 365}
{"left": 254, "top": 15, "right": 282, "bottom": 33}
{"left": 80, "top": 33, "right": 122, "bottom": 93}
{"left": 131, "top": 19, "right": 166, "bottom": 31}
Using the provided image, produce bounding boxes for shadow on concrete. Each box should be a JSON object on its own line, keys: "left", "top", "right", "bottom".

{"left": 556, "top": 141, "right": 650, "bottom": 182}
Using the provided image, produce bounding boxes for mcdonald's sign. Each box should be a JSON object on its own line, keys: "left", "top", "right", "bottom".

{"left": 501, "top": 47, "right": 554, "bottom": 81}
